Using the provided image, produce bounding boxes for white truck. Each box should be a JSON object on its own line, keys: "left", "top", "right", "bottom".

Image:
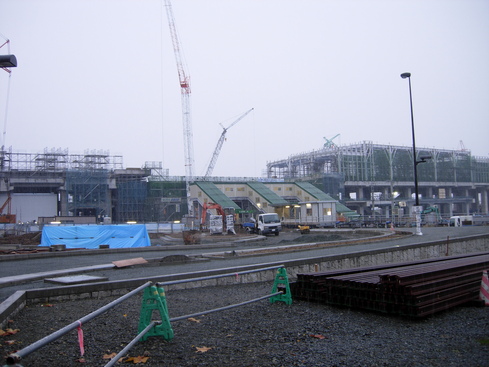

{"left": 243, "top": 213, "right": 282, "bottom": 236}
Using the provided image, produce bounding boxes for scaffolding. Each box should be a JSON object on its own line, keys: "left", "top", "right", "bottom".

{"left": 0, "top": 148, "right": 123, "bottom": 220}
{"left": 0, "top": 147, "right": 123, "bottom": 172}
{"left": 267, "top": 141, "right": 489, "bottom": 216}
{"left": 65, "top": 170, "right": 110, "bottom": 219}
{"left": 113, "top": 169, "right": 150, "bottom": 223}
{"left": 267, "top": 141, "right": 489, "bottom": 184}
{"left": 146, "top": 180, "right": 186, "bottom": 222}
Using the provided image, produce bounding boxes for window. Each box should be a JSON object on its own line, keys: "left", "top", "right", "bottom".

{"left": 323, "top": 208, "right": 332, "bottom": 216}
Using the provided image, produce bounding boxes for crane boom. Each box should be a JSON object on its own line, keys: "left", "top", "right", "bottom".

{"left": 164, "top": 0, "right": 194, "bottom": 177}
{"left": 205, "top": 108, "right": 254, "bottom": 178}
{"left": 164, "top": 0, "right": 194, "bottom": 214}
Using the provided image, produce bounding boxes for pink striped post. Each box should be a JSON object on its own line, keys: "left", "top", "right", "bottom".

{"left": 480, "top": 270, "right": 489, "bottom": 306}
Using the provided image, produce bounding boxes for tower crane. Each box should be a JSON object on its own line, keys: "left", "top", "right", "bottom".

{"left": 323, "top": 134, "right": 340, "bottom": 149}
{"left": 164, "top": 0, "right": 194, "bottom": 214}
{"left": 204, "top": 108, "right": 254, "bottom": 178}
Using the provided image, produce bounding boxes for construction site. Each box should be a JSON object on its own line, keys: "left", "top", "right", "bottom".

{"left": 0, "top": 2, "right": 488, "bottom": 230}
{"left": 0, "top": 139, "right": 486, "bottom": 231}
{"left": 266, "top": 140, "right": 489, "bottom": 224}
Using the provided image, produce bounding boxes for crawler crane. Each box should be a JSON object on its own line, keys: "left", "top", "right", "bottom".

{"left": 204, "top": 108, "right": 254, "bottom": 178}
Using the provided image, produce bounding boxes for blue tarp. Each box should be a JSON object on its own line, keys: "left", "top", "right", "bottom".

{"left": 40, "top": 224, "right": 151, "bottom": 249}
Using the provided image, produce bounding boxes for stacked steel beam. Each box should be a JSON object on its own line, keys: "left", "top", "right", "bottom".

{"left": 291, "top": 252, "right": 489, "bottom": 317}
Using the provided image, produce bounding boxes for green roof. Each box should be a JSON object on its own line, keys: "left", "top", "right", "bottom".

{"left": 246, "top": 182, "right": 289, "bottom": 207}
{"left": 295, "top": 182, "right": 359, "bottom": 218}
{"left": 294, "top": 181, "right": 333, "bottom": 201}
{"left": 194, "top": 182, "right": 240, "bottom": 209}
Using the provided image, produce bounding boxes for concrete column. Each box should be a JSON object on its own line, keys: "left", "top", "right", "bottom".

{"left": 357, "top": 187, "right": 365, "bottom": 200}
{"left": 58, "top": 189, "right": 68, "bottom": 216}
{"left": 481, "top": 189, "right": 489, "bottom": 215}
{"left": 446, "top": 187, "right": 452, "bottom": 198}
{"left": 406, "top": 188, "right": 412, "bottom": 201}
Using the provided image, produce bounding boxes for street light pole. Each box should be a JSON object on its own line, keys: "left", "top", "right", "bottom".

{"left": 401, "top": 72, "right": 423, "bottom": 235}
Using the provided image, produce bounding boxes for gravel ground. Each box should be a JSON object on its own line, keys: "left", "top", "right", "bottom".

{"left": 1, "top": 282, "right": 489, "bottom": 367}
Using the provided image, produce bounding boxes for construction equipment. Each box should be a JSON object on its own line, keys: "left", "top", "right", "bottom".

{"left": 242, "top": 213, "right": 281, "bottom": 236}
{"left": 201, "top": 202, "right": 225, "bottom": 226}
{"left": 298, "top": 225, "right": 310, "bottom": 234}
{"left": 201, "top": 202, "right": 236, "bottom": 234}
{"left": 164, "top": 0, "right": 194, "bottom": 215}
{"left": 323, "top": 134, "right": 340, "bottom": 149}
{"left": 0, "top": 193, "right": 16, "bottom": 223}
{"left": 421, "top": 206, "right": 442, "bottom": 225}
{"left": 204, "top": 108, "right": 254, "bottom": 178}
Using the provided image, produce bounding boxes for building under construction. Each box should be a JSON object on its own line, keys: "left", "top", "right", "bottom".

{"left": 0, "top": 148, "right": 149, "bottom": 224}
{"left": 266, "top": 141, "right": 489, "bottom": 220}
{"left": 0, "top": 142, "right": 488, "bottom": 227}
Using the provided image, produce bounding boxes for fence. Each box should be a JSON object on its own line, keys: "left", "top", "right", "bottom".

{"left": 6, "top": 266, "right": 291, "bottom": 366}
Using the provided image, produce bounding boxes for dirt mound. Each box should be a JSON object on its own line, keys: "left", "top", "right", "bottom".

{"left": 0, "top": 232, "right": 41, "bottom": 246}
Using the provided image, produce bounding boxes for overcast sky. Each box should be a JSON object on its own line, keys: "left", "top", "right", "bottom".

{"left": 1, "top": 0, "right": 488, "bottom": 178}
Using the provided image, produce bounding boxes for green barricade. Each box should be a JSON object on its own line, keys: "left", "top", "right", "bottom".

{"left": 138, "top": 285, "right": 174, "bottom": 341}
{"left": 270, "top": 267, "right": 292, "bottom": 305}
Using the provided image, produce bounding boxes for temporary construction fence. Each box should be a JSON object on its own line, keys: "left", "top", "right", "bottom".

{"left": 291, "top": 251, "right": 489, "bottom": 318}
{"left": 6, "top": 266, "right": 291, "bottom": 367}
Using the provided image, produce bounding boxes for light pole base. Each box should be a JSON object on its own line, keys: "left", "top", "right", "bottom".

{"left": 413, "top": 206, "right": 423, "bottom": 236}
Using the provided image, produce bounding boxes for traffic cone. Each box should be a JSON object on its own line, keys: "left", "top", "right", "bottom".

{"left": 480, "top": 270, "right": 489, "bottom": 306}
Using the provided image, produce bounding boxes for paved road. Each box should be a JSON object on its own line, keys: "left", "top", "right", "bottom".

{"left": 0, "top": 226, "right": 488, "bottom": 303}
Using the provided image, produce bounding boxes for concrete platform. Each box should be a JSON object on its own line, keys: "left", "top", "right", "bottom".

{"left": 44, "top": 275, "right": 109, "bottom": 285}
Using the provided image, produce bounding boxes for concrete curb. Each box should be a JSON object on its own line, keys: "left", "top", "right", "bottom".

{"left": 0, "top": 264, "right": 114, "bottom": 289}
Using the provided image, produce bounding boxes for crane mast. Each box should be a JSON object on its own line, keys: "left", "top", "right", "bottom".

{"left": 205, "top": 108, "right": 254, "bottom": 178}
{"left": 164, "top": 0, "right": 194, "bottom": 214}
{"left": 164, "top": 0, "right": 194, "bottom": 176}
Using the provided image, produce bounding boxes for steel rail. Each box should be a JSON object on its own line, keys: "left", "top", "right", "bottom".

{"left": 292, "top": 252, "right": 489, "bottom": 317}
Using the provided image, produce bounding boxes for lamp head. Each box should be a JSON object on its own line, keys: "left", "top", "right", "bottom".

{"left": 0, "top": 55, "right": 17, "bottom": 68}
{"left": 400, "top": 72, "right": 411, "bottom": 79}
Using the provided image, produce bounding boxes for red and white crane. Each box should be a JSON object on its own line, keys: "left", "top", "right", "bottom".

{"left": 164, "top": 0, "right": 194, "bottom": 213}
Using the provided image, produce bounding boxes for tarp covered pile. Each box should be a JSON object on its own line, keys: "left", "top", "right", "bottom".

{"left": 40, "top": 224, "right": 151, "bottom": 249}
